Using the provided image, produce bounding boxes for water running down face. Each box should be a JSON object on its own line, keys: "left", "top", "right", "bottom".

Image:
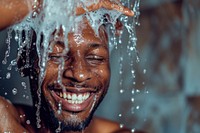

{"left": 30, "top": 18, "right": 110, "bottom": 132}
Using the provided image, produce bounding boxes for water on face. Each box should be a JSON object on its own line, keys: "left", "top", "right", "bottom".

{"left": 2, "top": 0, "right": 141, "bottom": 131}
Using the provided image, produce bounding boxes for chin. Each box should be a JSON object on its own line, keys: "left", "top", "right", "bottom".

{"left": 40, "top": 86, "right": 107, "bottom": 132}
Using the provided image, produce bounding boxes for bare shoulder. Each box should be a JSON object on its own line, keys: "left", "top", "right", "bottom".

{"left": 0, "top": 96, "right": 17, "bottom": 115}
{"left": 90, "top": 116, "right": 147, "bottom": 133}
{"left": 0, "top": 96, "right": 30, "bottom": 132}
{"left": 90, "top": 116, "right": 129, "bottom": 133}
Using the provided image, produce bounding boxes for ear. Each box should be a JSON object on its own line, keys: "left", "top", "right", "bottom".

{"left": 115, "top": 18, "right": 123, "bottom": 36}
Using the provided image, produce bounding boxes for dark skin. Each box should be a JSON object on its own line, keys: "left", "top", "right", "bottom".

{"left": 0, "top": 19, "right": 132, "bottom": 133}
{"left": 37, "top": 20, "right": 111, "bottom": 133}
{"left": 0, "top": 1, "right": 146, "bottom": 133}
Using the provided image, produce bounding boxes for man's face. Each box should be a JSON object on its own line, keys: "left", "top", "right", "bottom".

{"left": 31, "top": 20, "right": 110, "bottom": 131}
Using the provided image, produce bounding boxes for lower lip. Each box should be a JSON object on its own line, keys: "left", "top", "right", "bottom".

{"left": 51, "top": 91, "right": 95, "bottom": 112}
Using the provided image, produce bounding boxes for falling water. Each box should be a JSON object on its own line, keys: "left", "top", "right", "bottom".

{"left": 1, "top": 0, "right": 141, "bottom": 131}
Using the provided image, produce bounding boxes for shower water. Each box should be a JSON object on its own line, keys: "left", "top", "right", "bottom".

{"left": 2, "top": 0, "right": 141, "bottom": 131}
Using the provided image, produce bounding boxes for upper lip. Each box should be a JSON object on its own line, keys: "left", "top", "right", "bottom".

{"left": 48, "top": 84, "right": 97, "bottom": 93}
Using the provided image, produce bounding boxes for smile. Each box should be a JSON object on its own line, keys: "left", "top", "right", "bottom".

{"left": 55, "top": 91, "right": 90, "bottom": 104}
{"left": 49, "top": 86, "right": 96, "bottom": 112}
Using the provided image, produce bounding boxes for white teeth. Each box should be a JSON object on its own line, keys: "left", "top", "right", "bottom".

{"left": 68, "top": 100, "right": 72, "bottom": 104}
{"left": 57, "top": 91, "right": 90, "bottom": 104}
{"left": 77, "top": 94, "right": 82, "bottom": 101}
{"left": 63, "top": 93, "right": 67, "bottom": 99}
{"left": 72, "top": 94, "right": 77, "bottom": 101}
{"left": 60, "top": 92, "right": 63, "bottom": 98}
{"left": 68, "top": 93, "right": 72, "bottom": 99}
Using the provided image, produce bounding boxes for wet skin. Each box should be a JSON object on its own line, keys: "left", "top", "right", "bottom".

{"left": 29, "top": 19, "right": 111, "bottom": 132}
{"left": 0, "top": 1, "right": 138, "bottom": 132}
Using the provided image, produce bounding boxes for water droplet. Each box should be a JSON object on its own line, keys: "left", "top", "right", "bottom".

{"left": 119, "top": 70, "right": 123, "bottom": 74}
{"left": 57, "top": 102, "right": 62, "bottom": 114}
{"left": 131, "top": 70, "right": 135, "bottom": 74}
{"left": 2, "top": 60, "right": 7, "bottom": 65}
{"left": 4, "top": 92, "right": 8, "bottom": 96}
{"left": 130, "top": 46, "right": 134, "bottom": 51}
{"left": 32, "top": 12, "right": 38, "bottom": 17}
{"left": 6, "top": 72, "right": 11, "bottom": 79}
{"left": 136, "top": 89, "right": 140, "bottom": 93}
{"left": 120, "top": 124, "right": 124, "bottom": 128}
{"left": 143, "top": 69, "right": 146, "bottom": 74}
{"left": 12, "top": 88, "right": 17, "bottom": 95}
{"left": 120, "top": 89, "right": 124, "bottom": 94}
{"left": 131, "top": 128, "right": 135, "bottom": 133}
{"left": 55, "top": 121, "right": 61, "bottom": 133}
{"left": 15, "top": 35, "right": 19, "bottom": 41}
{"left": 21, "top": 82, "right": 27, "bottom": 89}
{"left": 136, "top": 106, "right": 140, "bottom": 110}
{"left": 26, "top": 120, "right": 31, "bottom": 125}
{"left": 131, "top": 107, "right": 134, "bottom": 114}
{"left": 131, "top": 98, "right": 134, "bottom": 102}
{"left": 118, "top": 114, "right": 122, "bottom": 117}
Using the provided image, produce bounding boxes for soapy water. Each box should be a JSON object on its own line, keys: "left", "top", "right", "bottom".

{"left": 1, "top": 0, "right": 141, "bottom": 131}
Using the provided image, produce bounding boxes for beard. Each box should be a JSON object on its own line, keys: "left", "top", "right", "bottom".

{"left": 39, "top": 87, "right": 107, "bottom": 132}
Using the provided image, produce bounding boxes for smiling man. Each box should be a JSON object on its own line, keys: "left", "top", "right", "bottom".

{"left": 0, "top": 0, "right": 146, "bottom": 133}
{"left": 36, "top": 19, "right": 111, "bottom": 132}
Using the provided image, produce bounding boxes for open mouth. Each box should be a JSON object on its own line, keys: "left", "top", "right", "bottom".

{"left": 54, "top": 90, "right": 90, "bottom": 104}
{"left": 49, "top": 86, "right": 96, "bottom": 112}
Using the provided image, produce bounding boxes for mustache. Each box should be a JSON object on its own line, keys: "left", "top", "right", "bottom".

{"left": 47, "top": 81, "right": 102, "bottom": 91}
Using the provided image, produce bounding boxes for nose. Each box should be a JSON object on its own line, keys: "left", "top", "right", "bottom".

{"left": 63, "top": 58, "right": 91, "bottom": 83}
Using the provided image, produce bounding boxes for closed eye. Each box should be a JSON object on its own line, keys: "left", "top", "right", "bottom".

{"left": 86, "top": 55, "right": 105, "bottom": 65}
{"left": 49, "top": 55, "right": 69, "bottom": 63}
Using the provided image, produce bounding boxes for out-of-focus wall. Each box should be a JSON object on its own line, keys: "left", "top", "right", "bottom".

{"left": 98, "top": 0, "right": 200, "bottom": 133}
{"left": 110, "top": 0, "right": 200, "bottom": 133}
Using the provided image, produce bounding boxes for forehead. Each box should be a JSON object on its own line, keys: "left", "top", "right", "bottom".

{"left": 50, "top": 18, "right": 108, "bottom": 51}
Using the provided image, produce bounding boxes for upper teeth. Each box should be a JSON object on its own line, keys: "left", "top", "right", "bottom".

{"left": 58, "top": 92, "right": 90, "bottom": 104}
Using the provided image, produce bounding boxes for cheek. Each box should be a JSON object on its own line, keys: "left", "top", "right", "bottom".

{"left": 94, "top": 66, "right": 110, "bottom": 85}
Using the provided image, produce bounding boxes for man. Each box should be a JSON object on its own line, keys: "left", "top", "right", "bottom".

{"left": 0, "top": 0, "right": 144, "bottom": 132}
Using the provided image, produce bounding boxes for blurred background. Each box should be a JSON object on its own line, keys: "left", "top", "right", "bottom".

{"left": 0, "top": 0, "right": 200, "bottom": 133}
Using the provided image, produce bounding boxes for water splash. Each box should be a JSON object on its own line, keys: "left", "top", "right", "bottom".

{"left": 1, "top": 0, "right": 141, "bottom": 130}
{"left": 2, "top": 29, "right": 12, "bottom": 65}
{"left": 6, "top": 72, "right": 11, "bottom": 79}
{"left": 57, "top": 102, "right": 62, "bottom": 115}
{"left": 12, "top": 88, "right": 18, "bottom": 95}
{"left": 21, "top": 82, "right": 27, "bottom": 90}
{"left": 55, "top": 121, "right": 62, "bottom": 133}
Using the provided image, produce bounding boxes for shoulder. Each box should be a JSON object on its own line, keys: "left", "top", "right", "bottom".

{"left": 90, "top": 116, "right": 130, "bottom": 133}
{"left": 0, "top": 96, "right": 18, "bottom": 116}
{"left": 90, "top": 116, "right": 147, "bottom": 133}
{"left": 0, "top": 96, "right": 33, "bottom": 122}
